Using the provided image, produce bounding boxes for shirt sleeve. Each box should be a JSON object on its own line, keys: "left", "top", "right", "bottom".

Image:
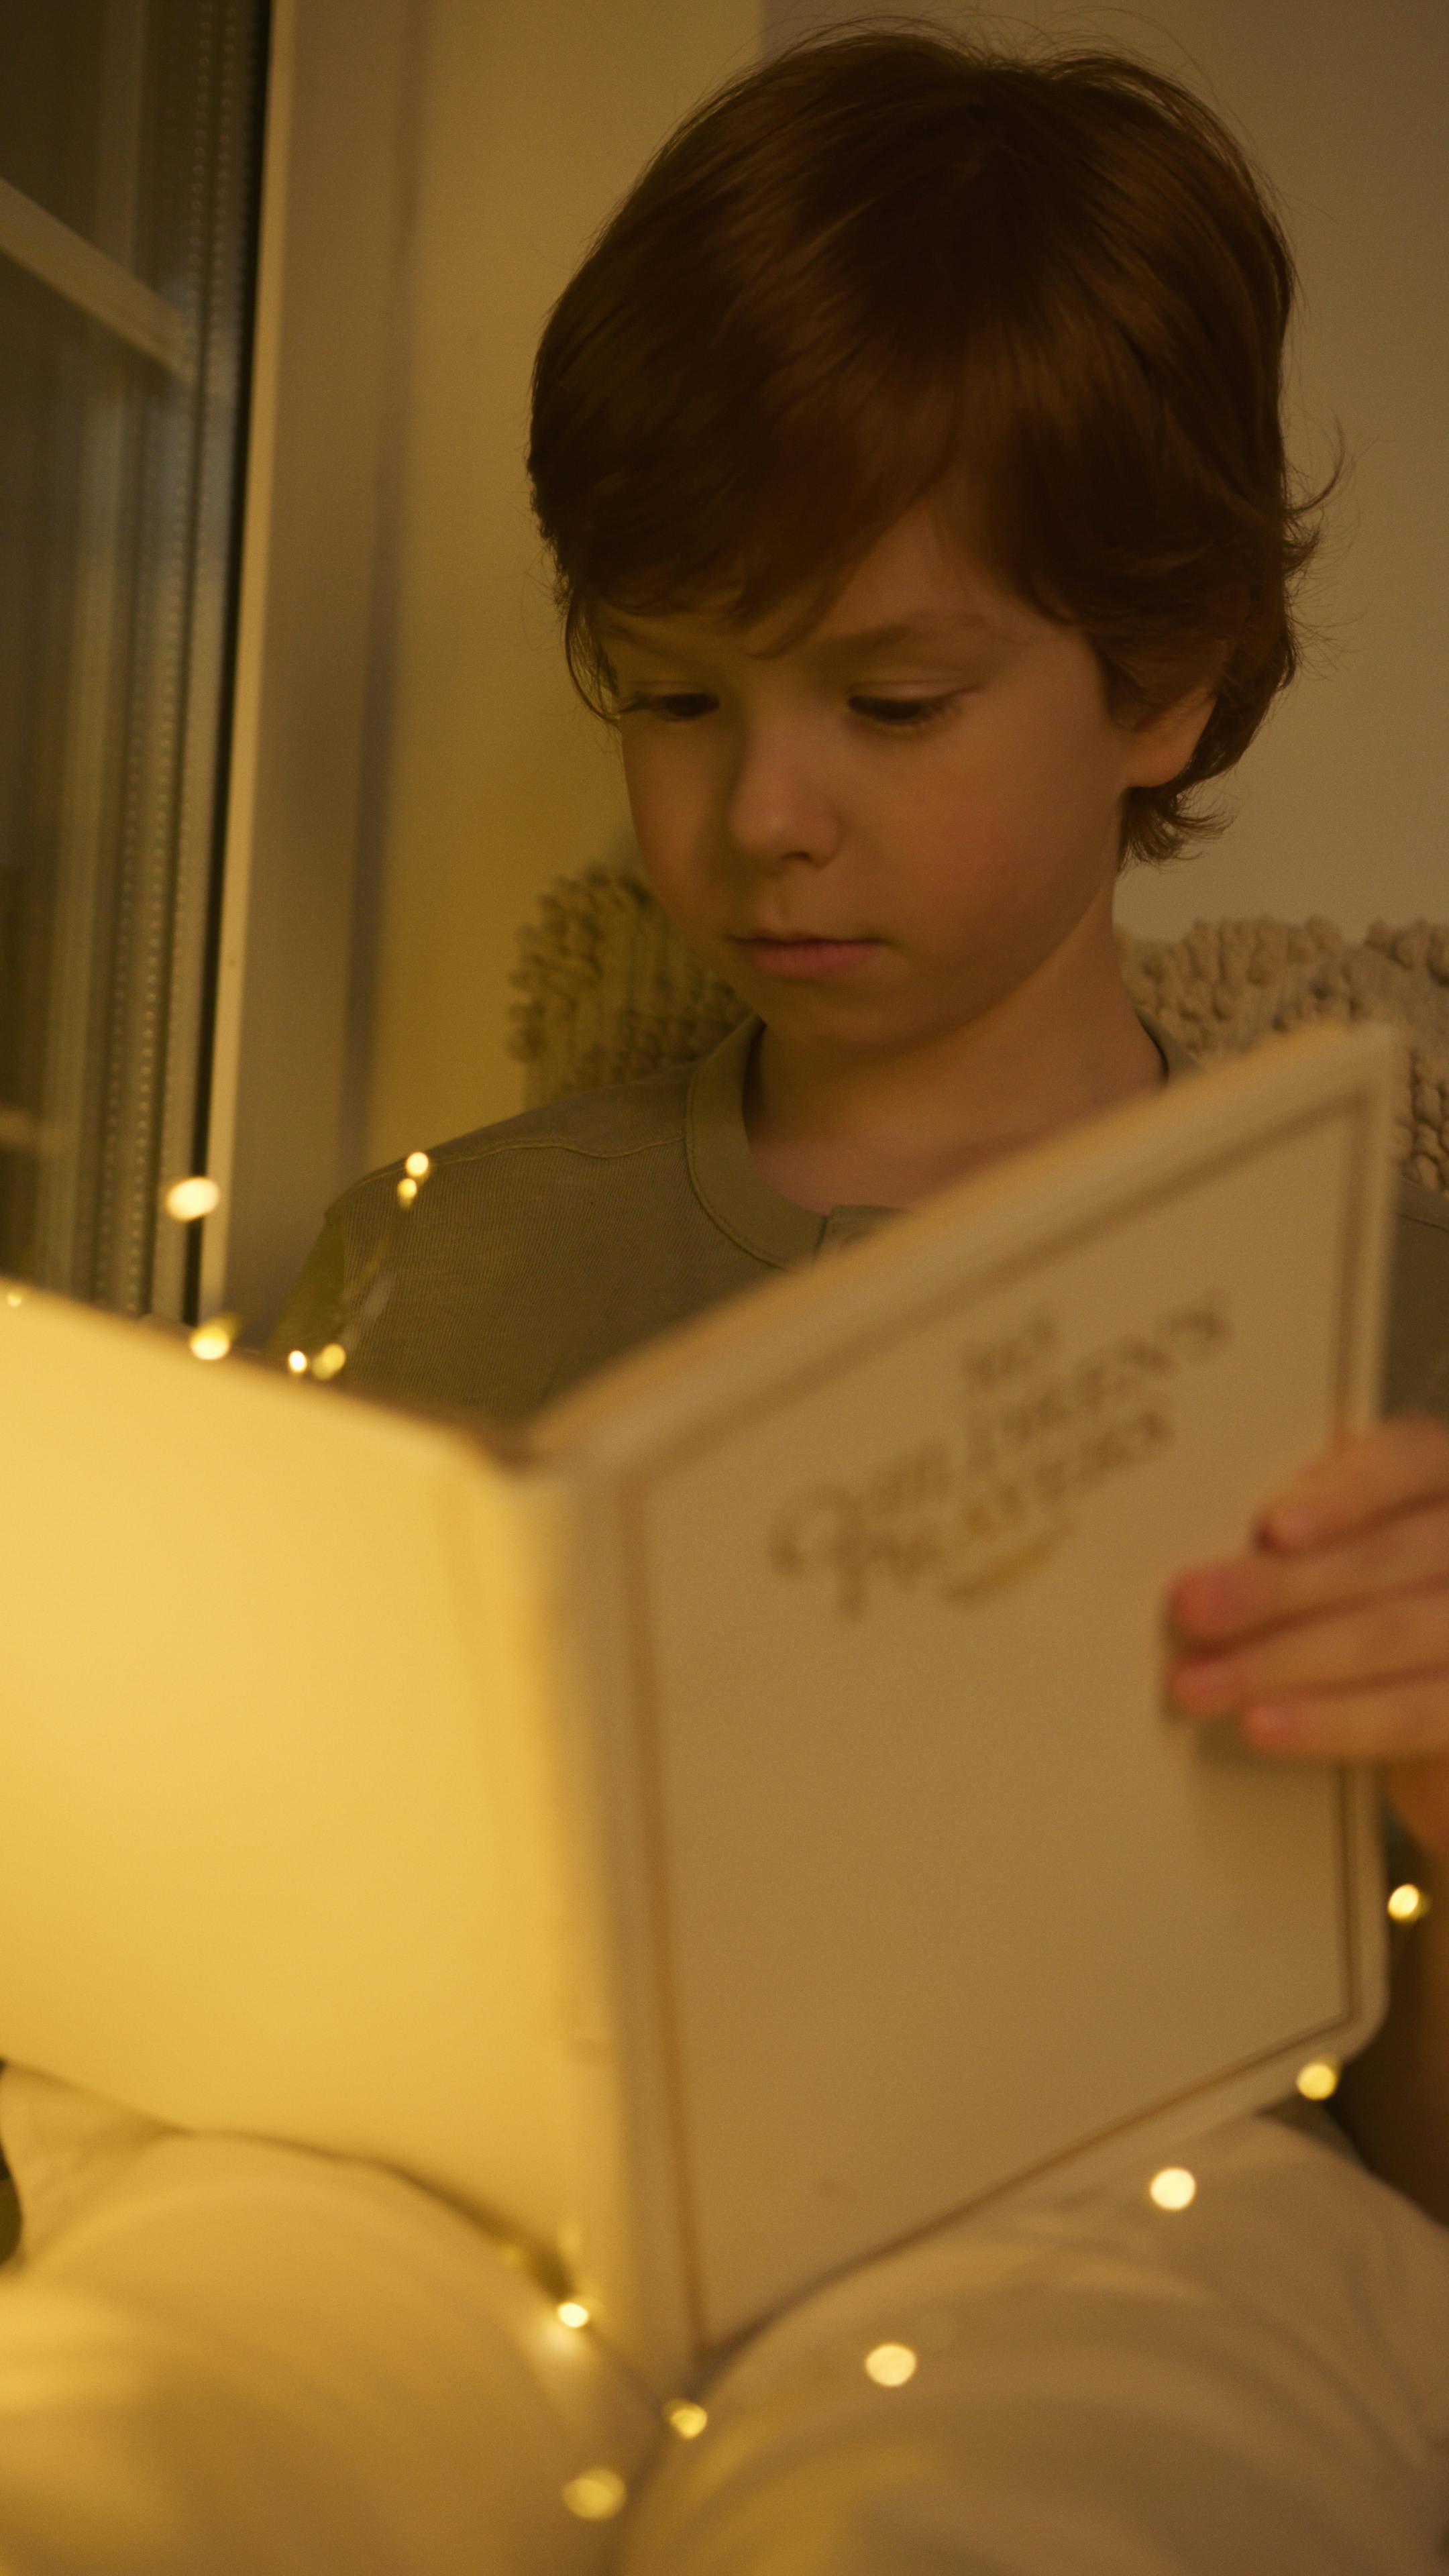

{"left": 261, "top": 1216, "right": 347, "bottom": 1371}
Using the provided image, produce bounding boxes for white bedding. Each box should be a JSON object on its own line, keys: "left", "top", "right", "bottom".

{"left": 0, "top": 2070, "right": 1444, "bottom": 2574}
{"left": 620, "top": 2112, "right": 1449, "bottom": 2573}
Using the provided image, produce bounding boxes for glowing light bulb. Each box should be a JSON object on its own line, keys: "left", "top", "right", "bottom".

{"left": 864, "top": 2343, "right": 918, "bottom": 2387}
{"left": 164, "top": 1176, "right": 221, "bottom": 1222}
{"left": 396, "top": 1176, "right": 418, "bottom": 1206}
{"left": 189, "top": 1314, "right": 239, "bottom": 1361}
{"left": 309, "top": 1342, "right": 347, "bottom": 1380}
{"left": 663, "top": 2399, "right": 708, "bottom": 2439}
{"left": 556, "top": 2299, "right": 591, "bottom": 2330}
{"left": 1388, "top": 1882, "right": 1430, "bottom": 1923}
{"left": 286, "top": 1348, "right": 309, "bottom": 1375}
{"left": 405, "top": 1150, "right": 430, "bottom": 1178}
{"left": 1295, "top": 2057, "right": 1340, "bottom": 2101}
{"left": 1148, "top": 2167, "right": 1197, "bottom": 2211}
{"left": 5, "top": 1290, "right": 21, "bottom": 1307}
{"left": 561, "top": 2467, "right": 627, "bottom": 2522}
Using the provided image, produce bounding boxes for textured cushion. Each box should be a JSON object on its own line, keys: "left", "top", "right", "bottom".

{"left": 506, "top": 869, "right": 1449, "bottom": 1197}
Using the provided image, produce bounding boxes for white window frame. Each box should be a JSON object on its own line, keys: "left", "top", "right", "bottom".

{"left": 200, "top": 0, "right": 419, "bottom": 1346}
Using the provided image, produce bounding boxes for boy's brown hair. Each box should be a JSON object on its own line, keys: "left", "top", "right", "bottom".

{"left": 527, "top": 16, "right": 1352, "bottom": 875}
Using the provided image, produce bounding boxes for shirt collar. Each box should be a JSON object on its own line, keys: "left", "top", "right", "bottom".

{"left": 686, "top": 1007, "right": 1201, "bottom": 1267}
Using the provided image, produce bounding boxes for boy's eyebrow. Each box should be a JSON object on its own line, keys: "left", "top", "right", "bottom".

{"left": 596, "top": 610, "right": 999, "bottom": 659}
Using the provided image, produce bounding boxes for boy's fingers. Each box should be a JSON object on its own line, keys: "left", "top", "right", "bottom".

{"left": 1169, "top": 1502, "right": 1449, "bottom": 1645}
{"left": 1240, "top": 1677, "right": 1449, "bottom": 1760}
{"left": 1171, "top": 1587, "right": 1449, "bottom": 1720}
{"left": 1255, "top": 1413, "right": 1449, "bottom": 1550}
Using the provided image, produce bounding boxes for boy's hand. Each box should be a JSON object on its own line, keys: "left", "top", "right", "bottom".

{"left": 1164, "top": 1411, "right": 1449, "bottom": 1858}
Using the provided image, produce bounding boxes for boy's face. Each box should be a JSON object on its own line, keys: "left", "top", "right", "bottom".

{"left": 602, "top": 504, "right": 1214, "bottom": 1062}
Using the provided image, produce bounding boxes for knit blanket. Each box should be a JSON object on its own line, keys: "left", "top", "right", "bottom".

{"left": 506, "top": 865, "right": 1449, "bottom": 1197}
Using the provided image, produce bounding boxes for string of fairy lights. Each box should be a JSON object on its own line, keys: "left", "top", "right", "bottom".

{"left": 9, "top": 1162, "right": 1436, "bottom": 2528}
{"left": 175, "top": 1143, "right": 435, "bottom": 1378}
{"left": 545, "top": 1979, "right": 1430, "bottom": 2525}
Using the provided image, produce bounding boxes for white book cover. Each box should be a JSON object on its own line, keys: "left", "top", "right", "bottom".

{"left": 0, "top": 1017, "right": 1399, "bottom": 2394}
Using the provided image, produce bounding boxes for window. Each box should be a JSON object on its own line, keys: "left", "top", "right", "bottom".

{"left": 0, "top": 0, "right": 268, "bottom": 1320}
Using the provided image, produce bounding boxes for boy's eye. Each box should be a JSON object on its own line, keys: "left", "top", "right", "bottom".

{"left": 617, "top": 692, "right": 961, "bottom": 733}
{"left": 854, "top": 696, "right": 959, "bottom": 730}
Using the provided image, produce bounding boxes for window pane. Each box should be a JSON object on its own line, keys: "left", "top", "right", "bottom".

{"left": 0, "top": 3, "right": 109, "bottom": 252}
{"left": 0, "top": 0, "right": 267, "bottom": 1316}
{"left": 0, "top": 1, "right": 244, "bottom": 296}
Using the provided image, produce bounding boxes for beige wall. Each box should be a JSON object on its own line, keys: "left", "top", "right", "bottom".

{"left": 362, "top": 0, "right": 1448, "bottom": 1175}
{"left": 362, "top": 0, "right": 761, "bottom": 1173}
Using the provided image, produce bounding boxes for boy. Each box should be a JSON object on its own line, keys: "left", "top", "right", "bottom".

{"left": 274, "top": 13, "right": 1449, "bottom": 2224}
{"left": 2, "top": 20, "right": 1447, "bottom": 2571}
{"left": 272, "top": 19, "right": 1449, "bottom": 2562}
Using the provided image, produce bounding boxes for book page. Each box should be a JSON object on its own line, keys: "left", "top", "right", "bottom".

{"left": 545, "top": 1024, "right": 1397, "bottom": 2353}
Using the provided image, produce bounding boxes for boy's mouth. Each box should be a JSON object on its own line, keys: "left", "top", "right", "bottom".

{"left": 734, "top": 935, "right": 882, "bottom": 977}
{"left": 735, "top": 928, "right": 877, "bottom": 944}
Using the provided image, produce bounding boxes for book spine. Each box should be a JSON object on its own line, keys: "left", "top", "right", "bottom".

{"left": 465, "top": 1454, "right": 694, "bottom": 2396}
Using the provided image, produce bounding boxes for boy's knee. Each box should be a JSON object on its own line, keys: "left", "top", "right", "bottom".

{"left": 619, "top": 2119, "right": 1449, "bottom": 2575}
{"left": 0, "top": 2129, "right": 655, "bottom": 2576}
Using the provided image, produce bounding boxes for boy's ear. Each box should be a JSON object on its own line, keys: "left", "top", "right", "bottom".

{"left": 1120, "top": 594, "right": 1242, "bottom": 786}
{"left": 1122, "top": 672, "right": 1220, "bottom": 790}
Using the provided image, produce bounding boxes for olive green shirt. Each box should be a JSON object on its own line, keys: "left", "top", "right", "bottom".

{"left": 266, "top": 1010, "right": 1449, "bottom": 1436}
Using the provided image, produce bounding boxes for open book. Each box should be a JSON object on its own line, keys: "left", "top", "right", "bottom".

{"left": 0, "top": 1019, "right": 1399, "bottom": 2394}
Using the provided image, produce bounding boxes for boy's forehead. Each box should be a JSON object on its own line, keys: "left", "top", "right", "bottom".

{"left": 596, "top": 605, "right": 1006, "bottom": 663}
{"left": 596, "top": 500, "right": 1041, "bottom": 663}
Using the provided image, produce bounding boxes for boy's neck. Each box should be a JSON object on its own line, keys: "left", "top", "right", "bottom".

{"left": 741, "top": 948, "right": 1167, "bottom": 1216}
